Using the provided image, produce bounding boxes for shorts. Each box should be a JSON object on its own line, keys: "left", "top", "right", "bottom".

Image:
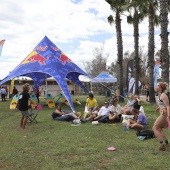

{"left": 153, "top": 109, "right": 168, "bottom": 128}
{"left": 21, "top": 110, "right": 29, "bottom": 117}
{"left": 89, "top": 107, "right": 94, "bottom": 111}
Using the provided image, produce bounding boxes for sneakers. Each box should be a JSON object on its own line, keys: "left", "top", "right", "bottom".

{"left": 157, "top": 143, "right": 170, "bottom": 151}
{"left": 165, "top": 143, "right": 170, "bottom": 147}
{"left": 158, "top": 144, "right": 166, "bottom": 151}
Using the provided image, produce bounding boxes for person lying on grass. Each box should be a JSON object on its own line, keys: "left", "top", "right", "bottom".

{"left": 126, "top": 109, "right": 147, "bottom": 130}
{"left": 52, "top": 105, "right": 79, "bottom": 121}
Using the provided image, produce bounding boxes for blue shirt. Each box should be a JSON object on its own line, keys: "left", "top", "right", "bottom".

{"left": 0, "top": 88, "right": 6, "bottom": 94}
{"left": 137, "top": 113, "right": 147, "bottom": 125}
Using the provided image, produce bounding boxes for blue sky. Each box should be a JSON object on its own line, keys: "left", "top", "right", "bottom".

{"left": 0, "top": 0, "right": 169, "bottom": 80}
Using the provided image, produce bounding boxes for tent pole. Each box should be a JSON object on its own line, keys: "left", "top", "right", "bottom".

{"left": 46, "top": 74, "right": 48, "bottom": 94}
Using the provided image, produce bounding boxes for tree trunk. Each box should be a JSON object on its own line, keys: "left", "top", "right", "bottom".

{"left": 159, "top": 0, "right": 169, "bottom": 83}
{"left": 115, "top": 12, "right": 124, "bottom": 102}
{"left": 133, "top": 12, "right": 139, "bottom": 95}
{"left": 148, "top": 3, "right": 156, "bottom": 104}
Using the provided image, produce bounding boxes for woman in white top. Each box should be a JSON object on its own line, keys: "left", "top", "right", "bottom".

{"left": 109, "top": 99, "right": 122, "bottom": 123}
{"left": 153, "top": 82, "right": 170, "bottom": 151}
{"left": 121, "top": 94, "right": 135, "bottom": 114}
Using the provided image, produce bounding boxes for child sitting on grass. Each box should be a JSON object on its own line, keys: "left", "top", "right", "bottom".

{"left": 126, "top": 109, "right": 147, "bottom": 130}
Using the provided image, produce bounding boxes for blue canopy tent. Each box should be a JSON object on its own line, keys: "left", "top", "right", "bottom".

{"left": 91, "top": 71, "right": 117, "bottom": 83}
{"left": 0, "top": 36, "right": 91, "bottom": 112}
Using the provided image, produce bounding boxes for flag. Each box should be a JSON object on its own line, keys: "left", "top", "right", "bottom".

{"left": 0, "top": 39, "right": 5, "bottom": 56}
{"left": 127, "top": 59, "right": 134, "bottom": 93}
{"left": 154, "top": 60, "right": 161, "bottom": 87}
{"left": 10, "top": 79, "right": 15, "bottom": 95}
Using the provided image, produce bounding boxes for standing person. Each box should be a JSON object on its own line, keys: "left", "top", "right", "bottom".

{"left": 145, "top": 82, "right": 149, "bottom": 101}
{"left": 152, "top": 82, "right": 170, "bottom": 151}
{"left": 44, "top": 86, "right": 46, "bottom": 96}
{"left": 36, "top": 87, "right": 40, "bottom": 103}
{"left": 15, "top": 83, "right": 34, "bottom": 130}
{"left": 13, "top": 86, "right": 18, "bottom": 96}
{"left": 4, "top": 86, "right": 8, "bottom": 98}
{"left": 0, "top": 86, "right": 7, "bottom": 102}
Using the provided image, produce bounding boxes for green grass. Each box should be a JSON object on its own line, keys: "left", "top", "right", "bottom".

{"left": 0, "top": 96, "right": 170, "bottom": 170}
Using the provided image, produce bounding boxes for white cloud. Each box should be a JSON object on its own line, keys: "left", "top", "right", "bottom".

{"left": 0, "top": 0, "right": 169, "bottom": 80}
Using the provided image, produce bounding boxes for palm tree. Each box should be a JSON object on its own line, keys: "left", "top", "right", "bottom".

{"left": 105, "top": 0, "right": 127, "bottom": 102}
{"left": 159, "top": 0, "right": 169, "bottom": 83}
{"left": 126, "top": 0, "right": 147, "bottom": 95}
{"left": 146, "top": 0, "right": 159, "bottom": 104}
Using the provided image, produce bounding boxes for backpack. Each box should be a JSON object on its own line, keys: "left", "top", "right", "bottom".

{"left": 136, "top": 130, "right": 155, "bottom": 140}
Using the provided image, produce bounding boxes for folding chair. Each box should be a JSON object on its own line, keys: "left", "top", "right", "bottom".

{"left": 27, "top": 104, "right": 42, "bottom": 123}
{"left": 44, "top": 93, "right": 55, "bottom": 108}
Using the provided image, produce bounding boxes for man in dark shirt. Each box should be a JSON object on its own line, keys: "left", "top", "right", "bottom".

{"left": 16, "top": 83, "right": 34, "bottom": 129}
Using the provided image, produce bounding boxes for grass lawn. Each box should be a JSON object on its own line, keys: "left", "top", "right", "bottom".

{"left": 0, "top": 96, "right": 170, "bottom": 170}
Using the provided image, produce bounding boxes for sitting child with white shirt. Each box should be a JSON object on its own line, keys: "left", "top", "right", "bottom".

{"left": 93, "top": 101, "right": 110, "bottom": 123}
{"left": 109, "top": 99, "right": 122, "bottom": 123}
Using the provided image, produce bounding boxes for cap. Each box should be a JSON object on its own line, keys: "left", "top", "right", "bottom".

{"left": 104, "top": 101, "right": 109, "bottom": 104}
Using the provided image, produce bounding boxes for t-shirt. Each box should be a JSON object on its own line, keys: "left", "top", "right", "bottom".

{"left": 134, "top": 100, "right": 141, "bottom": 110}
{"left": 137, "top": 113, "right": 147, "bottom": 125}
{"left": 98, "top": 106, "right": 110, "bottom": 116}
{"left": 127, "top": 99, "right": 135, "bottom": 110}
{"left": 0, "top": 88, "right": 6, "bottom": 94}
{"left": 110, "top": 105, "right": 121, "bottom": 115}
{"left": 18, "top": 91, "right": 30, "bottom": 111}
{"left": 86, "top": 98, "right": 97, "bottom": 108}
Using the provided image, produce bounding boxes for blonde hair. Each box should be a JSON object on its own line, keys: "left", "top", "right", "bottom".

{"left": 158, "top": 82, "right": 168, "bottom": 93}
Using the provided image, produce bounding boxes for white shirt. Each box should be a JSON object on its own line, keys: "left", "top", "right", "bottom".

{"left": 98, "top": 106, "right": 110, "bottom": 116}
{"left": 110, "top": 104, "right": 121, "bottom": 115}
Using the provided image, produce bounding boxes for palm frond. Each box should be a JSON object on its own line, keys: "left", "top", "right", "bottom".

{"left": 127, "top": 15, "right": 133, "bottom": 24}
{"left": 107, "top": 15, "right": 114, "bottom": 25}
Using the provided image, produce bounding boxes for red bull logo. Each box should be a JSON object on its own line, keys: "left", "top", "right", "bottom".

{"left": 35, "top": 46, "right": 48, "bottom": 51}
{"left": 55, "top": 52, "right": 72, "bottom": 65}
{"left": 20, "top": 51, "right": 50, "bottom": 65}
{"left": 51, "top": 46, "right": 60, "bottom": 51}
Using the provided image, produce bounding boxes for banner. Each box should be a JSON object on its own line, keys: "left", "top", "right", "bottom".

{"left": 127, "top": 59, "right": 134, "bottom": 93}
{"left": 10, "top": 79, "right": 15, "bottom": 95}
{"left": 0, "top": 40, "right": 5, "bottom": 56}
{"left": 153, "top": 60, "right": 161, "bottom": 87}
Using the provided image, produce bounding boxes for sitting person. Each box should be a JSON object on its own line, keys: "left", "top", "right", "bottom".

{"left": 133, "top": 95, "right": 141, "bottom": 110}
{"left": 93, "top": 101, "right": 110, "bottom": 123}
{"left": 126, "top": 109, "right": 147, "bottom": 130}
{"left": 85, "top": 92, "right": 99, "bottom": 119}
{"left": 109, "top": 99, "right": 122, "bottom": 123}
{"left": 108, "top": 91, "right": 118, "bottom": 105}
{"left": 121, "top": 94, "right": 135, "bottom": 114}
{"left": 52, "top": 105, "right": 79, "bottom": 121}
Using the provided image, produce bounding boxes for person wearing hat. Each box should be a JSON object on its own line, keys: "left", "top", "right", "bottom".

{"left": 15, "top": 83, "right": 35, "bottom": 130}
{"left": 108, "top": 91, "right": 117, "bottom": 105}
{"left": 152, "top": 82, "right": 170, "bottom": 151}
{"left": 93, "top": 101, "right": 110, "bottom": 123}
